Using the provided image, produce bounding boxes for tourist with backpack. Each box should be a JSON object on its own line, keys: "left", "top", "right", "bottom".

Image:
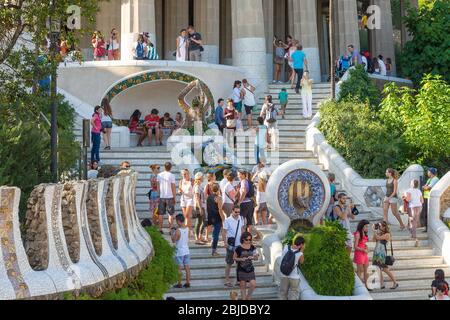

{"left": 237, "top": 169, "right": 256, "bottom": 235}
{"left": 260, "top": 95, "right": 280, "bottom": 150}
{"left": 279, "top": 236, "right": 305, "bottom": 300}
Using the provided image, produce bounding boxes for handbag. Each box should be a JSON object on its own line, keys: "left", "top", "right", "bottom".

{"left": 226, "top": 119, "right": 237, "bottom": 128}
{"left": 384, "top": 237, "right": 396, "bottom": 266}
{"left": 352, "top": 206, "right": 360, "bottom": 216}
{"left": 227, "top": 217, "right": 241, "bottom": 247}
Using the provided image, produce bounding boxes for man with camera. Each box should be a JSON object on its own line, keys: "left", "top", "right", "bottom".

{"left": 333, "top": 193, "right": 357, "bottom": 256}
{"left": 222, "top": 204, "right": 246, "bottom": 288}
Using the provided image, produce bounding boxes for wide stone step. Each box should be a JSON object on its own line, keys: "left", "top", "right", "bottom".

{"left": 363, "top": 246, "right": 434, "bottom": 257}
{"left": 378, "top": 267, "right": 450, "bottom": 280}
{"left": 370, "top": 289, "right": 431, "bottom": 300}
{"left": 371, "top": 279, "right": 437, "bottom": 293}
{"left": 188, "top": 263, "right": 268, "bottom": 276}
{"left": 165, "top": 284, "right": 279, "bottom": 300}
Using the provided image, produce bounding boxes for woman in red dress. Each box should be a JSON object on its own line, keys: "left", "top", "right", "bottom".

{"left": 354, "top": 220, "right": 370, "bottom": 289}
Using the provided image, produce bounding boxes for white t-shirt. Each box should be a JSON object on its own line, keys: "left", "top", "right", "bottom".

{"left": 243, "top": 86, "right": 256, "bottom": 106}
{"left": 361, "top": 56, "right": 368, "bottom": 71}
{"left": 281, "top": 246, "right": 303, "bottom": 279}
{"left": 158, "top": 171, "right": 176, "bottom": 199}
{"left": 406, "top": 188, "right": 423, "bottom": 208}
{"left": 109, "top": 39, "right": 120, "bottom": 50}
{"left": 222, "top": 182, "right": 236, "bottom": 204}
{"left": 219, "top": 179, "right": 228, "bottom": 195}
{"left": 378, "top": 59, "right": 387, "bottom": 76}
{"left": 232, "top": 87, "right": 242, "bottom": 103}
{"left": 224, "top": 215, "right": 245, "bottom": 247}
{"left": 87, "top": 170, "right": 98, "bottom": 180}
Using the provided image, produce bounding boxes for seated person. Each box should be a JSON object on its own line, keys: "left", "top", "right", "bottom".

{"left": 144, "top": 109, "right": 162, "bottom": 146}
{"left": 159, "top": 112, "right": 176, "bottom": 141}
{"left": 128, "top": 109, "right": 147, "bottom": 147}
{"left": 175, "top": 112, "right": 184, "bottom": 130}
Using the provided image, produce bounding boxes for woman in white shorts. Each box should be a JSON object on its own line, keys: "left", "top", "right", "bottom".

{"left": 179, "top": 169, "right": 194, "bottom": 237}
{"left": 254, "top": 172, "right": 269, "bottom": 226}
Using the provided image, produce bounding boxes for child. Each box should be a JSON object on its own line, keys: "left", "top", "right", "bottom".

{"left": 430, "top": 283, "right": 450, "bottom": 300}
{"left": 327, "top": 173, "right": 338, "bottom": 221}
{"left": 171, "top": 214, "right": 191, "bottom": 289}
{"left": 430, "top": 269, "right": 449, "bottom": 298}
{"left": 278, "top": 88, "right": 289, "bottom": 119}
{"left": 279, "top": 236, "right": 305, "bottom": 300}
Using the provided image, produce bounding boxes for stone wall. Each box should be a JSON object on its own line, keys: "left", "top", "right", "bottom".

{"left": 23, "top": 185, "right": 49, "bottom": 271}
{"left": 0, "top": 172, "right": 153, "bottom": 300}
{"left": 440, "top": 186, "right": 450, "bottom": 216}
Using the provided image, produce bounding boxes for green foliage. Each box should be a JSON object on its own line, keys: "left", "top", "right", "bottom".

{"left": 319, "top": 99, "right": 409, "bottom": 178}
{"left": 337, "top": 65, "right": 381, "bottom": 109}
{"left": 400, "top": 1, "right": 450, "bottom": 85}
{"left": 380, "top": 75, "right": 450, "bottom": 174}
{"left": 301, "top": 221, "right": 355, "bottom": 296}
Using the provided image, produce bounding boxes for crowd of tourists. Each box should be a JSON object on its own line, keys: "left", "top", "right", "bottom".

{"left": 336, "top": 44, "right": 393, "bottom": 78}
{"left": 147, "top": 161, "right": 272, "bottom": 299}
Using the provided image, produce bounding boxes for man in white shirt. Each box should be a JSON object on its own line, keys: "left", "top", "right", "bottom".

{"left": 157, "top": 162, "right": 177, "bottom": 230}
{"left": 378, "top": 55, "right": 387, "bottom": 76}
{"left": 279, "top": 236, "right": 305, "bottom": 300}
{"left": 222, "top": 205, "right": 246, "bottom": 287}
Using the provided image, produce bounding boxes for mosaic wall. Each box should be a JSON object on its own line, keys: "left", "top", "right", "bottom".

{"left": 0, "top": 172, "right": 152, "bottom": 300}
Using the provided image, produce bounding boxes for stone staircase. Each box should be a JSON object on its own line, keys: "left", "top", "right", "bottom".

{"left": 79, "top": 82, "right": 446, "bottom": 300}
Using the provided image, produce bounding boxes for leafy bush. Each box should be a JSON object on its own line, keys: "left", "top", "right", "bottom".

{"left": 400, "top": 1, "right": 450, "bottom": 85}
{"left": 300, "top": 221, "right": 355, "bottom": 296}
{"left": 381, "top": 75, "right": 450, "bottom": 174}
{"left": 66, "top": 227, "right": 179, "bottom": 300}
{"left": 319, "top": 99, "right": 409, "bottom": 178}
{"left": 338, "top": 65, "right": 381, "bottom": 109}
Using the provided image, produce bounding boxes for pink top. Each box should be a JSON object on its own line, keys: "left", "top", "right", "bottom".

{"left": 354, "top": 232, "right": 368, "bottom": 249}
{"left": 91, "top": 113, "right": 102, "bottom": 134}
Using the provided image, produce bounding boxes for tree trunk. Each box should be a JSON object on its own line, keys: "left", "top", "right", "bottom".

{"left": 329, "top": 0, "right": 336, "bottom": 99}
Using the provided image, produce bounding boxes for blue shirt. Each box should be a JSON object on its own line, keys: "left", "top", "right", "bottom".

{"left": 215, "top": 106, "right": 224, "bottom": 125}
{"left": 291, "top": 50, "right": 306, "bottom": 69}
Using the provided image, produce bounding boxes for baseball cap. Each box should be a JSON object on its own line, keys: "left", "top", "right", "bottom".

{"left": 428, "top": 167, "right": 437, "bottom": 175}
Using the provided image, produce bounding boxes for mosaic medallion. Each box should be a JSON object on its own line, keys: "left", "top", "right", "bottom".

{"left": 278, "top": 169, "right": 326, "bottom": 220}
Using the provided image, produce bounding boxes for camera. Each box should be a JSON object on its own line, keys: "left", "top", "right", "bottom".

{"left": 374, "top": 223, "right": 381, "bottom": 230}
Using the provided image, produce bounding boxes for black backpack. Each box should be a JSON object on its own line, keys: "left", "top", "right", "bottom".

{"left": 245, "top": 179, "right": 255, "bottom": 199}
{"left": 280, "top": 246, "right": 300, "bottom": 276}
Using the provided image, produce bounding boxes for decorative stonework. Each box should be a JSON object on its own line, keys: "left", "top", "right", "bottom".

{"left": 0, "top": 188, "right": 30, "bottom": 299}
{"left": 364, "top": 187, "right": 384, "bottom": 208}
{"left": 440, "top": 186, "right": 450, "bottom": 216}
{"left": 104, "top": 71, "right": 215, "bottom": 121}
{"left": 61, "top": 183, "right": 81, "bottom": 263}
{"left": 118, "top": 178, "right": 130, "bottom": 243}
{"left": 105, "top": 181, "right": 118, "bottom": 250}
{"left": 86, "top": 182, "right": 103, "bottom": 256}
{"left": 24, "top": 185, "right": 48, "bottom": 271}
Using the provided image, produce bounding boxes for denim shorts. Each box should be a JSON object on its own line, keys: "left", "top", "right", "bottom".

{"left": 175, "top": 255, "right": 191, "bottom": 266}
{"left": 102, "top": 121, "right": 113, "bottom": 129}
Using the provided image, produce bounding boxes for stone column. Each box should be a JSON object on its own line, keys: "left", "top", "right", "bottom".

{"left": 231, "top": 0, "right": 268, "bottom": 92}
{"left": 370, "top": 0, "right": 396, "bottom": 75}
{"left": 164, "top": 0, "right": 189, "bottom": 60}
{"left": 401, "top": 0, "right": 418, "bottom": 46}
{"left": 194, "top": 0, "right": 220, "bottom": 64}
{"left": 121, "top": 0, "right": 156, "bottom": 60}
{"left": 291, "top": 0, "right": 321, "bottom": 82}
{"left": 219, "top": 0, "right": 233, "bottom": 65}
{"left": 334, "top": 0, "right": 360, "bottom": 59}
{"left": 263, "top": 0, "right": 274, "bottom": 81}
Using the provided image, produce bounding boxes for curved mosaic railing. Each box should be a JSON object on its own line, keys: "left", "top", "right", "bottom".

{"left": 0, "top": 172, "right": 153, "bottom": 300}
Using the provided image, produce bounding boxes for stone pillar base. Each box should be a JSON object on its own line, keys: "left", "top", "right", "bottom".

{"left": 232, "top": 37, "right": 268, "bottom": 96}
{"left": 303, "top": 47, "right": 321, "bottom": 83}
{"left": 200, "top": 45, "right": 219, "bottom": 64}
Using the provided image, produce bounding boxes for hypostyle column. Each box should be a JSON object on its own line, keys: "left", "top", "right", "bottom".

{"left": 292, "top": 0, "right": 321, "bottom": 82}
{"left": 370, "top": 0, "right": 396, "bottom": 75}
{"left": 263, "top": 0, "right": 274, "bottom": 82}
{"left": 121, "top": 0, "right": 157, "bottom": 60}
{"left": 334, "top": 0, "right": 360, "bottom": 59}
{"left": 194, "top": 0, "right": 220, "bottom": 64}
{"left": 231, "top": 0, "right": 268, "bottom": 92}
{"left": 164, "top": 0, "right": 189, "bottom": 60}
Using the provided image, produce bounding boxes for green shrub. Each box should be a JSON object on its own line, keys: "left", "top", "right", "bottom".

{"left": 300, "top": 221, "right": 355, "bottom": 296}
{"left": 66, "top": 227, "right": 179, "bottom": 300}
{"left": 319, "top": 99, "right": 409, "bottom": 178}
{"left": 338, "top": 65, "right": 381, "bottom": 109}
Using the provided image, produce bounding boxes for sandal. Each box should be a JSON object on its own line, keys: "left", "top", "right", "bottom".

{"left": 390, "top": 283, "right": 399, "bottom": 290}
{"left": 224, "top": 283, "right": 233, "bottom": 288}
{"left": 173, "top": 284, "right": 183, "bottom": 289}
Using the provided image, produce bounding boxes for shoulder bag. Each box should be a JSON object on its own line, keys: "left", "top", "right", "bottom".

{"left": 227, "top": 217, "right": 241, "bottom": 248}
{"left": 384, "top": 236, "right": 396, "bottom": 266}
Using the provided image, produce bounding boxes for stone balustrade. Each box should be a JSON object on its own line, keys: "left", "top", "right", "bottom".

{"left": 0, "top": 172, "right": 153, "bottom": 300}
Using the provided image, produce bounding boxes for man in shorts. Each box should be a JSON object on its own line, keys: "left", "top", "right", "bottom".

{"left": 158, "top": 162, "right": 177, "bottom": 229}
{"left": 242, "top": 79, "right": 256, "bottom": 128}
{"left": 221, "top": 172, "right": 237, "bottom": 217}
{"left": 222, "top": 204, "right": 246, "bottom": 287}
{"left": 237, "top": 169, "right": 255, "bottom": 235}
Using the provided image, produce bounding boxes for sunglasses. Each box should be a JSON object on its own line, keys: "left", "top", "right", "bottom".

{"left": 244, "top": 238, "right": 252, "bottom": 242}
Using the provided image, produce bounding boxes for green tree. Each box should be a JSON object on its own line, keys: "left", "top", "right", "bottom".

{"left": 400, "top": 1, "right": 450, "bottom": 85}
